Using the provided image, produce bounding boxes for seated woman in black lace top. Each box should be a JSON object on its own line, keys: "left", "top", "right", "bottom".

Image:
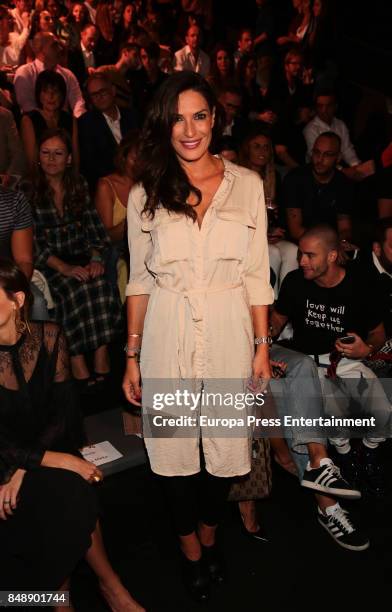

{"left": 0, "top": 259, "right": 144, "bottom": 611}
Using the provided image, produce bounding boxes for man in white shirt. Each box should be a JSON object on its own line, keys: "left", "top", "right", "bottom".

{"left": 78, "top": 73, "right": 138, "bottom": 189}
{"left": 303, "top": 91, "right": 361, "bottom": 168}
{"left": 0, "top": 6, "right": 30, "bottom": 68}
{"left": 14, "top": 32, "right": 86, "bottom": 117}
{"left": 174, "top": 24, "right": 210, "bottom": 77}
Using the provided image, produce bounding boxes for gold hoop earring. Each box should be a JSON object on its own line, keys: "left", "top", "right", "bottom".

{"left": 15, "top": 308, "right": 27, "bottom": 334}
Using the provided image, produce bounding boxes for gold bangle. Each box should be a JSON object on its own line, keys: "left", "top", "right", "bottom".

{"left": 128, "top": 333, "right": 142, "bottom": 337}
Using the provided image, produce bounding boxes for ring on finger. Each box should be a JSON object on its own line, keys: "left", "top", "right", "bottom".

{"left": 3, "top": 500, "right": 10, "bottom": 505}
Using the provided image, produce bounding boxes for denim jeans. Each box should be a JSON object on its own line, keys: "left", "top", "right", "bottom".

{"left": 270, "top": 344, "right": 327, "bottom": 480}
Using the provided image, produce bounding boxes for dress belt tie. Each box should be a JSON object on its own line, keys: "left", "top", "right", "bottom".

{"left": 155, "top": 280, "right": 244, "bottom": 378}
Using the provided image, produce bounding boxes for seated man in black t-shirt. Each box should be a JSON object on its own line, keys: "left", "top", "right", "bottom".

{"left": 282, "top": 132, "right": 354, "bottom": 247}
{"left": 271, "top": 225, "right": 391, "bottom": 496}
{"left": 355, "top": 217, "right": 392, "bottom": 375}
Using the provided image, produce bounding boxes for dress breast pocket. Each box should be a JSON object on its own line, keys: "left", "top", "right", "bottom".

{"left": 209, "top": 209, "right": 256, "bottom": 261}
{"left": 141, "top": 210, "right": 191, "bottom": 264}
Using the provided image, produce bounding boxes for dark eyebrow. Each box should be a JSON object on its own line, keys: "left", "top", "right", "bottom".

{"left": 174, "top": 108, "right": 209, "bottom": 118}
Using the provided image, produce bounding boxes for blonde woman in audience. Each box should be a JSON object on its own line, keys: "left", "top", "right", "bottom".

{"left": 239, "top": 127, "right": 298, "bottom": 296}
{"left": 95, "top": 131, "right": 139, "bottom": 300}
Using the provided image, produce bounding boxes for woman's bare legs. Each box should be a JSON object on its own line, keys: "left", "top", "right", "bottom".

{"left": 179, "top": 532, "right": 202, "bottom": 560}
{"left": 238, "top": 500, "right": 259, "bottom": 532}
{"left": 270, "top": 437, "right": 298, "bottom": 475}
{"left": 93, "top": 345, "right": 110, "bottom": 375}
{"left": 85, "top": 521, "right": 145, "bottom": 612}
{"left": 70, "top": 354, "right": 90, "bottom": 380}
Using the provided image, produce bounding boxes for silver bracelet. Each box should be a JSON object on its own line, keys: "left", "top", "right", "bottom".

{"left": 254, "top": 336, "right": 273, "bottom": 345}
{"left": 124, "top": 345, "right": 141, "bottom": 354}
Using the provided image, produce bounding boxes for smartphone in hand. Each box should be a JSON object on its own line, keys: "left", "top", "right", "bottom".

{"left": 339, "top": 335, "right": 355, "bottom": 344}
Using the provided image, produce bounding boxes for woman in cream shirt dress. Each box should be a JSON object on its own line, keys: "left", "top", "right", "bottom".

{"left": 123, "top": 71, "right": 273, "bottom": 600}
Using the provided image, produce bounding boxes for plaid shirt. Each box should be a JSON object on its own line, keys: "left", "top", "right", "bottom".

{"left": 32, "top": 179, "right": 110, "bottom": 269}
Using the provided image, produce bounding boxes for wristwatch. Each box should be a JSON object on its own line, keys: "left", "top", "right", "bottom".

{"left": 254, "top": 336, "right": 273, "bottom": 345}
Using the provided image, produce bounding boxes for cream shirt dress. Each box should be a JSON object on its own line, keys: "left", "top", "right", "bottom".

{"left": 126, "top": 158, "right": 274, "bottom": 477}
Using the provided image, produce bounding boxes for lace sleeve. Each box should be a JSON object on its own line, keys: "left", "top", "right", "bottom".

{"left": 52, "top": 325, "right": 71, "bottom": 383}
{"left": 26, "top": 324, "right": 85, "bottom": 458}
{"left": 0, "top": 325, "right": 83, "bottom": 484}
{"left": 0, "top": 426, "right": 33, "bottom": 485}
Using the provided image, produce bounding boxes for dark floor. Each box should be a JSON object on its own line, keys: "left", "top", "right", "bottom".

{"left": 70, "top": 343, "right": 392, "bottom": 612}
{"left": 71, "top": 457, "right": 392, "bottom": 612}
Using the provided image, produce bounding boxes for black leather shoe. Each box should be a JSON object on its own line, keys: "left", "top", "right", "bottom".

{"left": 202, "top": 544, "right": 225, "bottom": 584}
{"left": 181, "top": 555, "right": 210, "bottom": 603}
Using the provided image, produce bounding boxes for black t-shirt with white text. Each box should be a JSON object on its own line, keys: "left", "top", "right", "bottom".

{"left": 276, "top": 265, "right": 384, "bottom": 355}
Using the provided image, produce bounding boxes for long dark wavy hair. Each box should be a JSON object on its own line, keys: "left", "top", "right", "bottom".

{"left": 135, "top": 71, "right": 221, "bottom": 221}
{"left": 0, "top": 258, "right": 32, "bottom": 325}
{"left": 35, "top": 128, "right": 87, "bottom": 218}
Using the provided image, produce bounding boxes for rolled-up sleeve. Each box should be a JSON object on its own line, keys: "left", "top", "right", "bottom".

{"left": 244, "top": 178, "right": 274, "bottom": 306}
{"left": 125, "top": 186, "right": 155, "bottom": 296}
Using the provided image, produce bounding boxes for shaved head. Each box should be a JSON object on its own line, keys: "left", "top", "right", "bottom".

{"left": 301, "top": 224, "right": 340, "bottom": 252}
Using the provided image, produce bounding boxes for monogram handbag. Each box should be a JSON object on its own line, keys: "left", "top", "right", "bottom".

{"left": 228, "top": 438, "right": 272, "bottom": 501}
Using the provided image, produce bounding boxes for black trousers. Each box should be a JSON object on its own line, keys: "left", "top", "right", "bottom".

{"left": 157, "top": 466, "right": 233, "bottom": 537}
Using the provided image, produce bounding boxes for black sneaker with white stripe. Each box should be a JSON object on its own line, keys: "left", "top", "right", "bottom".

{"left": 301, "top": 458, "right": 361, "bottom": 499}
{"left": 317, "top": 505, "right": 370, "bottom": 551}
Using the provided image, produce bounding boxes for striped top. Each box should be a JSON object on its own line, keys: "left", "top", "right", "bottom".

{"left": 0, "top": 187, "right": 32, "bottom": 259}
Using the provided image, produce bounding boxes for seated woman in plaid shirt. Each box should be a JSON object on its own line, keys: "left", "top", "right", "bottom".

{"left": 32, "top": 128, "right": 122, "bottom": 391}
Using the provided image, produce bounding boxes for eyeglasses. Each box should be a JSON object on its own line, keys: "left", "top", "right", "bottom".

{"left": 89, "top": 87, "right": 111, "bottom": 99}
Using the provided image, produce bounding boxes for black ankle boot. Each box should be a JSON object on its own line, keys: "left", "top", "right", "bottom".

{"left": 202, "top": 543, "right": 226, "bottom": 584}
{"left": 181, "top": 555, "right": 210, "bottom": 603}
